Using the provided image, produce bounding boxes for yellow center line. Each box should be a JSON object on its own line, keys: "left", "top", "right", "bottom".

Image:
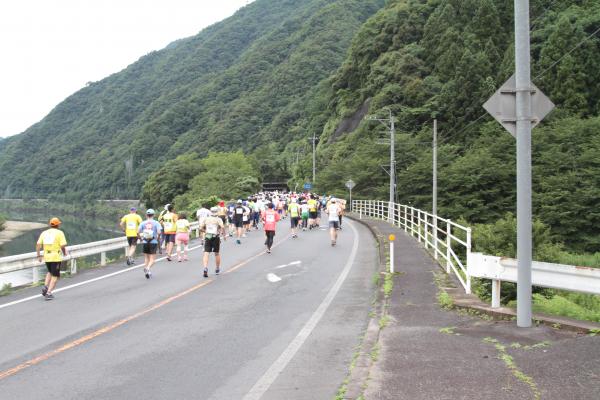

{"left": 0, "top": 229, "right": 294, "bottom": 381}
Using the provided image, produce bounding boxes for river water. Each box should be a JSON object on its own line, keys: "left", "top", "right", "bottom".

{"left": 0, "top": 209, "right": 124, "bottom": 288}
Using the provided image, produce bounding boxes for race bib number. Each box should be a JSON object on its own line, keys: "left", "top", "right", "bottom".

{"left": 206, "top": 224, "right": 218, "bottom": 235}
{"left": 126, "top": 221, "right": 137, "bottom": 230}
{"left": 243, "top": 216, "right": 248, "bottom": 222}
{"left": 164, "top": 222, "right": 174, "bottom": 231}
{"left": 236, "top": 208, "right": 243, "bottom": 214}
{"left": 266, "top": 214, "right": 275, "bottom": 223}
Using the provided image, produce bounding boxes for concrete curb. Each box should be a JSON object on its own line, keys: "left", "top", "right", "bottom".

{"left": 342, "top": 216, "right": 389, "bottom": 400}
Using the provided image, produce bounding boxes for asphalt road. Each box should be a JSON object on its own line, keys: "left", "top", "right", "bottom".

{"left": 0, "top": 219, "right": 377, "bottom": 400}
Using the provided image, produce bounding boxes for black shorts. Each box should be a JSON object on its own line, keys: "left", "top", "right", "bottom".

{"left": 233, "top": 219, "right": 243, "bottom": 228}
{"left": 290, "top": 217, "right": 299, "bottom": 228}
{"left": 227, "top": 216, "right": 233, "bottom": 224}
{"left": 204, "top": 236, "right": 221, "bottom": 253}
{"left": 309, "top": 211, "right": 318, "bottom": 219}
{"left": 127, "top": 236, "right": 138, "bottom": 246}
{"left": 46, "top": 262, "right": 61, "bottom": 278}
{"left": 143, "top": 243, "right": 158, "bottom": 254}
{"left": 219, "top": 216, "right": 227, "bottom": 225}
{"left": 329, "top": 221, "right": 340, "bottom": 230}
{"left": 164, "top": 234, "right": 176, "bottom": 243}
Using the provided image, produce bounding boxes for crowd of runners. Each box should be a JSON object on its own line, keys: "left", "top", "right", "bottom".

{"left": 35, "top": 191, "right": 346, "bottom": 300}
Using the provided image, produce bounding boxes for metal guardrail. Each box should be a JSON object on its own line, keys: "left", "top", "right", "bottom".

{"left": 0, "top": 222, "right": 199, "bottom": 284}
{"left": 352, "top": 200, "right": 472, "bottom": 293}
{"left": 468, "top": 253, "right": 600, "bottom": 308}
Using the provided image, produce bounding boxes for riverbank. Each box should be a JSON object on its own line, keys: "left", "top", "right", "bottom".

{"left": 0, "top": 221, "right": 47, "bottom": 246}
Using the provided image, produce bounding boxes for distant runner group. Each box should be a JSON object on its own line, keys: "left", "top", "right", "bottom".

{"left": 35, "top": 191, "right": 345, "bottom": 300}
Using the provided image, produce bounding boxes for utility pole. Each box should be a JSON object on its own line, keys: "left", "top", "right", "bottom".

{"left": 432, "top": 119, "right": 437, "bottom": 216}
{"left": 366, "top": 109, "right": 396, "bottom": 221}
{"left": 389, "top": 109, "right": 396, "bottom": 211}
{"left": 515, "top": 0, "right": 533, "bottom": 328}
{"left": 310, "top": 133, "right": 317, "bottom": 185}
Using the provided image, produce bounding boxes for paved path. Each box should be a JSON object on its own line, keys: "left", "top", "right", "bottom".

{"left": 356, "top": 217, "right": 600, "bottom": 400}
{"left": 0, "top": 219, "right": 378, "bottom": 400}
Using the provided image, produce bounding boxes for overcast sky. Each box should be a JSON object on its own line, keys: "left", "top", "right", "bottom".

{"left": 0, "top": 0, "right": 253, "bottom": 138}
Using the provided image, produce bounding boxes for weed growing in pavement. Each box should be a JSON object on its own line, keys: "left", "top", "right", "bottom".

{"left": 379, "top": 315, "right": 390, "bottom": 329}
{"left": 482, "top": 338, "right": 541, "bottom": 400}
{"left": 372, "top": 271, "right": 380, "bottom": 286}
{"left": 370, "top": 343, "right": 380, "bottom": 362}
{"left": 383, "top": 272, "right": 394, "bottom": 298}
{"left": 439, "top": 326, "right": 458, "bottom": 335}
{"left": 437, "top": 291, "right": 454, "bottom": 309}
{"left": 589, "top": 328, "right": 600, "bottom": 337}
{"left": 0, "top": 283, "right": 13, "bottom": 297}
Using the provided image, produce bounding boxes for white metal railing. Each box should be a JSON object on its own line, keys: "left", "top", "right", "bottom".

{"left": 352, "top": 200, "right": 472, "bottom": 293}
{"left": 0, "top": 222, "right": 200, "bottom": 285}
{"left": 468, "top": 253, "right": 600, "bottom": 308}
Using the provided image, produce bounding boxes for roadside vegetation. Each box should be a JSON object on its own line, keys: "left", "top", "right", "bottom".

{"left": 0, "top": 213, "right": 6, "bottom": 231}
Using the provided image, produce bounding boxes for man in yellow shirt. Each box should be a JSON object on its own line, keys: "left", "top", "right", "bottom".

{"left": 120, "top": 207, "right": 143, "bottom": 266}
{"left": 159, "top": 204, "right": 178, "bottom": 261}
{"left": 36, "top": 218, "right": 68, "bottom": 301}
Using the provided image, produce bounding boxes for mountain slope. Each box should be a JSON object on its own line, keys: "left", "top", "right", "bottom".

{"left": 0, "top": 0, "right": 384, "bottom": 199}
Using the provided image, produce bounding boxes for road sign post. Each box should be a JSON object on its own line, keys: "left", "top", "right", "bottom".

{"left": 483, "top": 0, "right": 554, "bottom": 328}
{"left": 345, "top": 179, "right": 355, "bottom": 212}
{"left": 389, "top": 234, "right": 396, "bottom": 273}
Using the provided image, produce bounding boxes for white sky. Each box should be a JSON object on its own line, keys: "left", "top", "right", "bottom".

{"left": 0, "top": 0, "right": 253, "bottom": 138}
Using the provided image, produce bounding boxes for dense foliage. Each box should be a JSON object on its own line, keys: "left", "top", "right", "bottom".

{"left": 0, "top": 0, "right": 384, "bottom": 201}
{"left": 0, "top": 213, "right": 5, "bottom": 231}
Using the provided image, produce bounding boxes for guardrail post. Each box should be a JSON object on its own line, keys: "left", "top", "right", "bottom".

{"left": 410, "top": 207, "right": 415, "bottom": 237}
{"left": 491, "top": 279, "right": 501, "bottom": 308}
{"left": 466, "top": 227, "right": 472, "bottom": 294}
{"left": 417, "top": 210, "right": 422, "bottom": 243}
{"left": 446, "top": 220, "right": 451, "bottom": 274}
{"left": 101, "top": 252, "right": 107, "bottom": 267}
{"left": 424, "top": 213, "right": 429, "bottom": 249}
{"left": 433, "top": 216, "right": 439, "bottom": 260}
{"left": 70, "top": 259, "right": 77, "bottom": 275}
{"left": 32, "top": 266, "right": 40, "bottom": 283}
{"left": 403, "top": 205, "right": 408, "bottom": 232}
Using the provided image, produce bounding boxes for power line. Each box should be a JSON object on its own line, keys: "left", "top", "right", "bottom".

{"left": 534, "top": 25, "right": 600, "bottom": 81}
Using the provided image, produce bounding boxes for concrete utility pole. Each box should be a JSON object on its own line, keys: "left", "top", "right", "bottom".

{"left": 389, "top": 109, "right": 396, "bottom": 209}
{"left": 432, "top": 119, "right": 437, "bottom": 216}
{"left": 310, "top": 133, "right": 317, "bottom": 185}
{"left": 515, "top": 0, "right": 533, "bottom": 328}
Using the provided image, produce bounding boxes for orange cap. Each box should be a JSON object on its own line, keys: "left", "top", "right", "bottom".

{"left": 49, "top": 217, "right": 61, "bottom": 227}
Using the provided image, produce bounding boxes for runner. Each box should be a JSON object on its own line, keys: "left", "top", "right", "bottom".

{"left": 287, "top": 198, "right": 300, "bottom": 238}
{"left": 326, "top": 198, "right": 342, "bottom": 246}
{"left": 157, "top": 204, "right": 170, "bottom": 254}
{"left": 160, "top": 204, "right": 178, "bottom": 261}
{"left": 307, "top": 195, "right": 318, "bottom": 229}
{"left": 36, "top": 218, "right": 68, "bottom": 301}
{"left": 262, "top": 202, "right": 280, "bottom": 253}
{"left": 226, "top": 201, "right": 236, "bottom": 237}
{"left": 196, "top": 204, "right": 211, "bottom": 244}
{"left": 300, "top": 199, "right": 310, "bottom": 231}
{"left": 138, "top": 209, "right": 162, "bottom": 279}
{"left": 232, "top": 200, "right": 245, "bottom": 244}
{"left": 251, "top": 198, "right": 260, "bottom": 229}
{"left": 242, "top": 201, "right": 251, "bottom": 236}
{"left": 175, "top": 213, "right": 191, "bottom": 262}
{"left": 120, "top": 207, "right": 142, "bottom": 265}
{"left": 199, "top": 207, "right": 225, "bottom": 277}
{"left": 217, "top": 201, "right": 228, "bottom": 241}
{"left": 338, "top": 198, "right": 346, "bottom": 230}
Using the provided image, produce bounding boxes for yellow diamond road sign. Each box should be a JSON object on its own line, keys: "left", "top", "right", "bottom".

{"left": 483, "top": 74, "right": 555, "bottom": 137}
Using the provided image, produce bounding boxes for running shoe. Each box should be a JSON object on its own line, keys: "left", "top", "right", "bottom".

{"left": 267, "top": 248, "right": 271, "bottom": 254}
{"left": 144, "top": 268, "right": 150, "bottom": 279}
{"left": 166, "top": 256, "right": 172, "bottom": 262}
{"left": 45, "top": 293, "right": 54, "bottom": 301}
{"left": 126, "top": 258, "right": 131, "bottom": 266}
{"left": 203, "top": 269, "right": 209, "bottom": 278}
{"left": 215, "top": 268, "right": 220, "bottom": 275}
{"left": 236, "top": 239, "right": 241, "bottom": 244}
{"left": 41, "top": 285, "right": 48, "bottom": 296}
{"left": 331, "top": 240, "right": 336, "bottom": 247}
{"left": 148, "top": 270, "right": 153, "bottom": 279}
{"left": 178, "top": 257, "right": 182, "bottom": 263}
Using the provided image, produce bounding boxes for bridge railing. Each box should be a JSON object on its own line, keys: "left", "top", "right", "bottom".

{"left": 0, "top": 222, "right": 200, "bottom": 285}
{"left": 352, "top": 200, "right": 472, "bottom": 293}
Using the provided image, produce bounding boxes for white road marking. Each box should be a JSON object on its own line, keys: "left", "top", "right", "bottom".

{"left": 0, "top": 244, "right": 203, "bottom": 310}
{"left": 274, "top": 261, "right": 301, "bottom": 269}
{"left": 243, "top": 220, "right": 360, "bottom": 400}
{"left": 266, "top": 273, "right": 282, "bottom": 283}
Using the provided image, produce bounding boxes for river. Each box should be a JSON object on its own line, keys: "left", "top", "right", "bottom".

{"left": 0, "top": 209, "right": 124, "bottom": 288}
